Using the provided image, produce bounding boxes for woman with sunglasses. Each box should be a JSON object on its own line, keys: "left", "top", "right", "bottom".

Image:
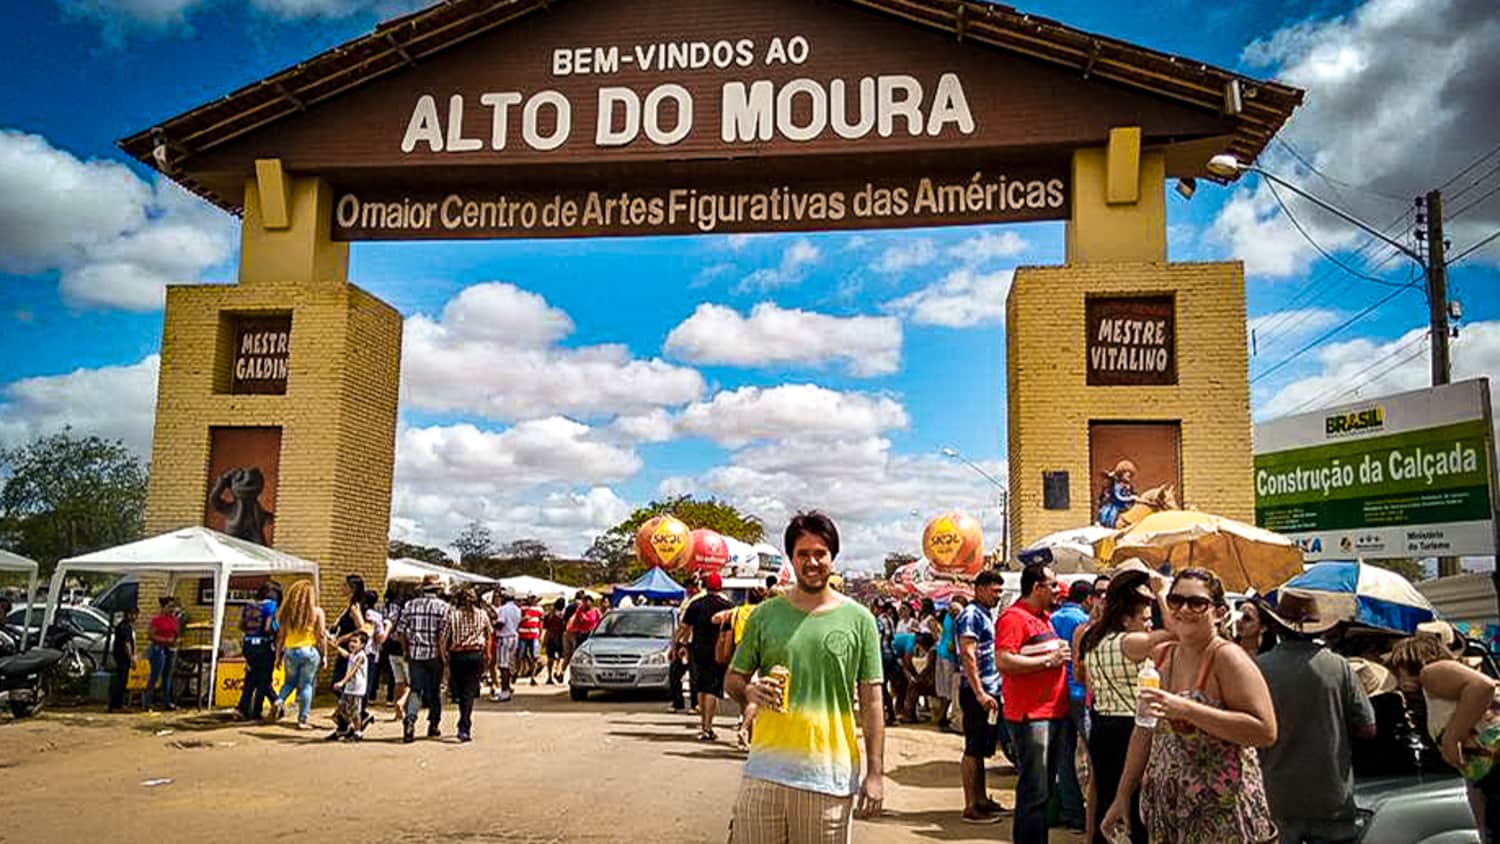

{"left": 1102, "top": 568, "right": 1278, "bottom": 844}
{"left": 1077, "top": 570, "right": 1174, "bottom": 844}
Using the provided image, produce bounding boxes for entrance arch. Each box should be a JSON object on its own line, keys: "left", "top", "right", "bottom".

{"left": 118, "top": 0, "right": 1302, "bottom": 604}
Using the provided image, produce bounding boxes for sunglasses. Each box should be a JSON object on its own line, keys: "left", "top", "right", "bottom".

{"left": 1165, "top": 593, "right": 1216, "bottom": 614}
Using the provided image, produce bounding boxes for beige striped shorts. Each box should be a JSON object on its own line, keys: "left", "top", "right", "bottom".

{"left": 729, "top": 776, "right": 854, "bottom": 844}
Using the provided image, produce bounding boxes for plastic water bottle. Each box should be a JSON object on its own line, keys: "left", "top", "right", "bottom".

{"left": 1135, "top": 662, "right": 1160, "bottom": 729}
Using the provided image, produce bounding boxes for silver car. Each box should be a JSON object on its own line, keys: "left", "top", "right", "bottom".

{"left": 569, "top": 607, "right": 678, "bottom": 701}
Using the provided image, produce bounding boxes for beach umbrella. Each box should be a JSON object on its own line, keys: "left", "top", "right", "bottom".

{"left": 1018, "top": 525, "right": 1114, "bottom": 573}
{"left": 1269, "top": 561, "right": 1436, "bottom": 635}
{"left": 1092, "top": 509, "right": 1303, "bottom": 595}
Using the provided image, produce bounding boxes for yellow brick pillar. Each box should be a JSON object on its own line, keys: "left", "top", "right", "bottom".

{"left": 1006, "top": 129, "right": 1253, "bottom": 555}
{"left": 145, "top": 166, "right": 401, "bottom": 627}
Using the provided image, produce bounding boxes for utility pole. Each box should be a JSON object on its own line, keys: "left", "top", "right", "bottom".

{"left": 1422, "top": 190, "right": 1459, "bottom": 577}
{"left": 1424, "top": 190, "right": 1451, "bottom": 387}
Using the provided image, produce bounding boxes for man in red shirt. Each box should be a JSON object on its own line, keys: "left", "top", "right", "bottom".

{"left": 517, "top": 595, "right": 544, "bottom": 685}
{"left": 145, "top": 597, "right": 181, "bottom": 711}
{"left": 995, "top": 563, "right": 1069, "bottom": 844}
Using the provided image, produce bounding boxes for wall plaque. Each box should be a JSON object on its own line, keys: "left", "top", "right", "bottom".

{"left": 230, "top": 316, "right": 291, "bottom": 395}
{"left": 1085, "top": 296, "right": 1176, "bottom": 386}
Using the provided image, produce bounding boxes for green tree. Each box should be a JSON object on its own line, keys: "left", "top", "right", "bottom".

{"left": 1367, "top": 557, "right": 1428, "bottom": 584}
{"left": 387, "top": 539, "right": 453, "bottom": 567}
{"left": 452, "top": 520, "right": 494, "bottom": 565}
{"left": 0, "top": 430, "right": 148, "bottom": 577}
{"left": 883, "top": 552, "right": 918, "bottom": 579}
{"left": 585, "top": 495, "right": 764, "bottom": 583}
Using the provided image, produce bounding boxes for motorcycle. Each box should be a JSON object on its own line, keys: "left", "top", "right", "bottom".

{"left": 0, "top": 615, "right": 95, "bottom": 716}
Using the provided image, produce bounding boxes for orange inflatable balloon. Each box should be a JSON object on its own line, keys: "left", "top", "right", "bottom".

{"left": 636, "top": 514, "right": 691, "bottom": 570}
{"left": 922, "top": 512, "right": 984, "bottom": 576}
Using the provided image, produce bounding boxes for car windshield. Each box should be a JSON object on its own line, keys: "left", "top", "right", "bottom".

{"left": 594, "top": 611, "right": 673, "bottom": 639}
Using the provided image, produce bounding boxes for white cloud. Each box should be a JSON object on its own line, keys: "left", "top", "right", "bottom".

{"left": 0, "top": 129, "right": 236, "bottom": 310}
{"left": 690, "top": 438, "right": 1011, "bottom": 568}
{"left": 1246, "top": 307, "right": 1344, "bottom": 348}
{"left": 947, "top": 230, "right": 1028, "bottom": 264}
{"left": 1255, "top": 320, "right": 1500, "bottom": 420}
{"left": 664, "top": 302, "right": 902, "bottom": 377}
{"left": 676, "top": 384, "right": 908, "bottom": 448}
{"left": 401, "top": 282, "right": 704, "bottom": 421}
{"left": 608, "top": 409, "right": 676, "bottom": 443}
{"left": 735, "top": 238, "right": 820, "bottom": 293}
{"left": 882, "top": 267, "right": 1014, "bottom": 328}
{"left": 391, "top": 418, "right": 643, "bottom": 556}
{"left": 0, "top": 355, "right": 160, "bottom": 455}
{"left": 872, "top": 239, "right": 939, "bottom": 273}
{"left": 1211, "top": 0, "right": 1500, "bottom": 277}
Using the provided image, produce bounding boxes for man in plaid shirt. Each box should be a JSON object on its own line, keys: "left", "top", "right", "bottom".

{"left": 397, "top": 574, "right": 451, "bottom": 743}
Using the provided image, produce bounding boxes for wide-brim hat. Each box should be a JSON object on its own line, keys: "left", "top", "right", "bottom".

{"left": 419, "top": 573, "right": 444, "bottom": 592}
{"left": 1263, "top": 589, "right": 1340, "bottom": 635}
{"left": 1347, "top": 656, "right": 1398, "bottom": 697}
{"left": 1417, "top": 620, "right": 1465, "bottom": 655}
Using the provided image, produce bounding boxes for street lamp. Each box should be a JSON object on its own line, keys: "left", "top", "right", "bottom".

{"left": 940, "top": 446, "right": 1009, "bottom": 562}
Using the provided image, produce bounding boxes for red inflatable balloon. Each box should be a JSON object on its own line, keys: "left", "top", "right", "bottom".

{"left": 688, "top": 529, "right": 730, "bottom": 572}
{"left": 636, "top": 514, "right": 691, "bottom": 570}
{"left": 922, "top": 511, "right": 984, "bottom": 577}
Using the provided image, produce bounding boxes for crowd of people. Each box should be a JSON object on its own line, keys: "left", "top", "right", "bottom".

{"left": 89, "top": 517, "right": 1500, "bottom": 844}
{"left": 859, "top": 560, "right": 1499, "bottom": 844}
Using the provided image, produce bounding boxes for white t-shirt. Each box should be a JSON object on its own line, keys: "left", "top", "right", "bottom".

{"left": 363, "top": 608, "right": 384, "bottom": 659}
{"left": 342, "top": 651, "right": 368, "bottom": 697}
{"left": 496, "top": 602, "right": 522, "bottom": 638}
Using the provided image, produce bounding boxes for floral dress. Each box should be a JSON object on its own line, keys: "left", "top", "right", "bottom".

{"left": 1140, "top": 641, "right": 1277, "bottom": 844}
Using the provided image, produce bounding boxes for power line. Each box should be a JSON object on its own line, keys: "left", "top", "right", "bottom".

{"left": 1448, "top": 180, "right": 1500, "bottom": 222}
{"left": 1288, "top": 331, "right": 1429, "bottom": 415}
{"left": 1274, "top": 138, "right": 1412, "bottom": 203}
{"left": 1262, "top": 178, "right": 1416, "bottom": 289}
{"left": 1251, "top": 208, "right": 1414, "bottom": 350}
{"left": 1440, "top": 141, "right": 1500, "bottom": 191}
{"left": 1446, "top": 160, "right": 1500, "bottom": 204}
{"left": 1251, "top": 282, "right": 1422, "bottom": 384}
{"left": 1448, "top": 227, "right": 1500, "bottom": 267}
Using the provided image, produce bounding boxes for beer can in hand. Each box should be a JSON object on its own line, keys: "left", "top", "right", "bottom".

{"left": 768, "top": 665, "right": 791, "bottom": 712}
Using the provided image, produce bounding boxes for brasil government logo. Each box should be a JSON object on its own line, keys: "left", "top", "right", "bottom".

{"left": 1325, "top": 405, "right": 1384, "bottom": 438}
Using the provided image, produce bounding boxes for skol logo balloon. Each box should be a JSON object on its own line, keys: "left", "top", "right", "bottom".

{"left": 688, "top": 529, "right": 730, "bottom": 572}
{"left": 922, "top": 512, "right": 984, "bottom": 576}
{"left": 636, "top": 514, "right": 691, "bottom": 570}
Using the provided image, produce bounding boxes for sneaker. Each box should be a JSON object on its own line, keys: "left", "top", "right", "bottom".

{"left": 489, "top": 691, "right": 502, "bottom": 703}
{"left": 427, "top": 725, "right": 441, "bottom": 738}
{"left": 961, "top": 811, "right": 1002, "bottom": 825}
{"left": 402, "top": 721, "right": 415, "bottom": 744}
{"left": 457, "top": 732, "right": 472, "bottom": 743}
{"left": 497, "top": 691, "right": 513, "bottom": 703}
{"left": 295, "top": 721, "right": 312, "bottom": 731}
{"left": 324, "top": 730, "right": 344, "bottom": 741}
{"left": 978, "top": 798, "right": 1006, "bottom": 815}
{"left": 271, "top": 700, "right": 286, "bottom": 722}
{"left": 345, "top": 732, "right": 363, "bottom": 743}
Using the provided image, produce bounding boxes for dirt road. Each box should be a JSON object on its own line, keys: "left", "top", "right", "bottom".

{"left": 0, "top": 686, "right": 1081, "bottom": 843}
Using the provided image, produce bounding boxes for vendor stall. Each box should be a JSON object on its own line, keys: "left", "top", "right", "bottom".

{"left": 386, "top": 557, "right": 496, "bottom": 589}
{"left": 493, "top": 575, "right": 592, "bottom": 602}
{"left": 613, "top": 568, "right": 685, "bottom": 604}
{"left": 43, "top": 526, "right": 319, "bottom": 710}
{"left": 0, "top": 549, "right": 40, "bottom": 649}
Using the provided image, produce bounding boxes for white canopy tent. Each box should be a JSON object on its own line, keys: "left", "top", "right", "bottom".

{"left": 0, "top": 548, "right": 41, "bottom": 649}
{"left": 44, "top": 527, "right": 320, "bottom": 709}
{"left": 386, "top": 558, "right": 496, "bottom": 588}
{"left": 493, "top": 575, "right": 595, "bottom": 602}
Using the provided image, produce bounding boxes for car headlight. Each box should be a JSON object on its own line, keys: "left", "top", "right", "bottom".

{"left": 641, "top": 652, "right": 668, "bottom": 666}
{"left": 572, "top": 651, "right": 593, "bottom": 666}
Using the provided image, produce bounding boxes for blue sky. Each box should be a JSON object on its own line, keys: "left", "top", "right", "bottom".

{"left": 1, "top": 0, "right": 1497, "bottom": 565}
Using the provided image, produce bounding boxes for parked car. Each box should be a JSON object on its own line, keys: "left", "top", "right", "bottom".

{"left": 6, "top": 604, "right": 111, "bottom": 665}
{"left": 569, "top": 606, "right": 678, "bottom": 701}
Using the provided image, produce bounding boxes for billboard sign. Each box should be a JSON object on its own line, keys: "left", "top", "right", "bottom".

{"left": 1254, "top": 379, "right": 1497, "bottom": 560}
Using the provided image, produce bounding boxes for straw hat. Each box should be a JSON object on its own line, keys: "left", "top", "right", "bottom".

{"left": 419, "top": 573, "right": 444, "bottom": 592}
{"left": 1417, "top": 620, "right": 1465, "bottom": 655}
{"left": 1347, "top": 656, "right": 1398, "bottom": 697}
{"left": 1263, "top": 590, "right": 1340, "bottom": 635}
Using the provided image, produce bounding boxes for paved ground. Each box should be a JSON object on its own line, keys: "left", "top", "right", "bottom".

{"left": 0, "top": 685, "right": 1085, "bottom": 843}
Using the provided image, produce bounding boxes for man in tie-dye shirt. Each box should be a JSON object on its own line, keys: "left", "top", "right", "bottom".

{"left": 726, "top": 511, "right": 885, "bottom": 843}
